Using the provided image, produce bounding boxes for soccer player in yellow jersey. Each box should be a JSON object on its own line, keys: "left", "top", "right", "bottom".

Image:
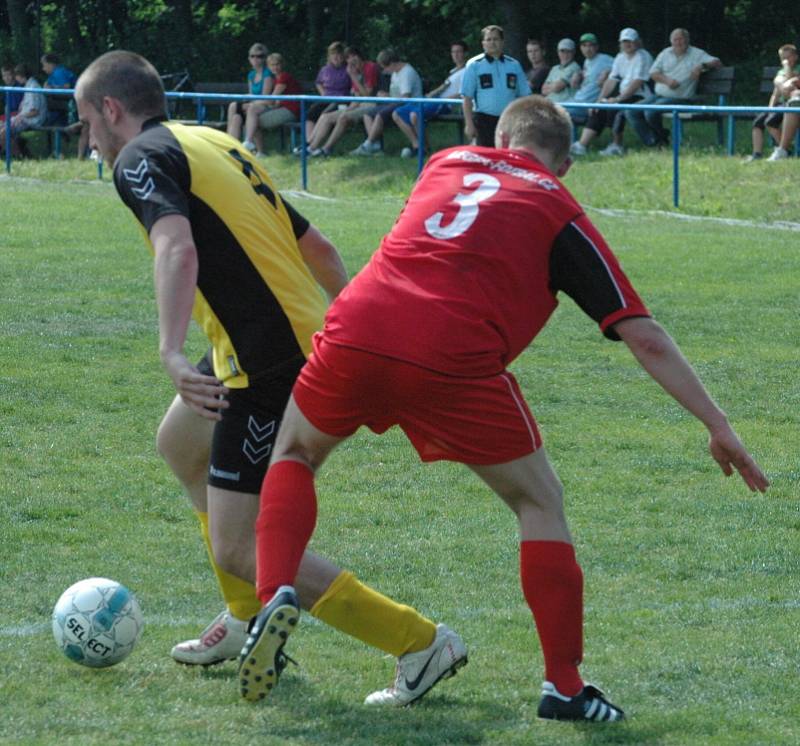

{"left": 75, "top": 50, "right": 467, "bottom": 705}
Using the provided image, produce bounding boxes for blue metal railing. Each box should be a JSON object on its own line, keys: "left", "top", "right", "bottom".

{"left": 2, "top": 85, "right": 799, "bottom": 207}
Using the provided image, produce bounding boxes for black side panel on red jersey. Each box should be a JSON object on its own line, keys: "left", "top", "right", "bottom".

{"left": 549, "top": 219, "right": 646, "bottom": 340}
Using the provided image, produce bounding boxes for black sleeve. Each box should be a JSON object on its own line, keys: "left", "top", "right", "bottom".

{"left": 549, "top": 218, "right": 648, "bottom": 340}
{"left": 112, "top": 127, "right": 191, "bottom": 232}
{"left": 281, "top": 197, "right": 310, "bottom": 240}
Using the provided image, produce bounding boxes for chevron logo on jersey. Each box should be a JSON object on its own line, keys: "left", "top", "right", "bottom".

{"left": 123, "top": 157, "right": 155, "bottom": 200}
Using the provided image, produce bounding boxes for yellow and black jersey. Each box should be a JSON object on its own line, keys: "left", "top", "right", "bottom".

{"left": 113, "top": 118, "right": 325, "bottom": 388}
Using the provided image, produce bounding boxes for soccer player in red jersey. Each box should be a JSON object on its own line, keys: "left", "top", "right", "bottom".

{"left": 242, "top": 95, "right": 769, "bottom": 718}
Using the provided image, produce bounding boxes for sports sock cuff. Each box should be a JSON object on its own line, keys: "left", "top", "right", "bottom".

{"left": 520, "top": 540, "right": 576, "bottom": 565}
{"left": 309, "top": 570, "right": 353, "bottom": 618}
{"left": 310, "top": 571, "right": 436, "bottom": 656}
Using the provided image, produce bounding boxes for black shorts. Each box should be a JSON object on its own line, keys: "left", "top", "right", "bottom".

{"left": 475, "top": 113, "right": 500, "bottom": 147}
{"left": 206, "top": 353, "right": 305, "bottom": 494}
{"left": 753, "top": 111, "right": 783, "bottom": 130}
{"left": 307, "top": 101, "right": 338, "bottom": 123}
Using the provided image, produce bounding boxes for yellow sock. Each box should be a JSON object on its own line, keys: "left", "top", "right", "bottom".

{"left": 196, "top": 511, "right": 261, "bottom": 621}
{"left": 310, "top": 571, "right": 436, "bottom": 656}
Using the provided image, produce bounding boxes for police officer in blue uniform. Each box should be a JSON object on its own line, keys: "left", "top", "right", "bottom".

{"left": 461, "top": 25, "right": 530, "bottom": 146}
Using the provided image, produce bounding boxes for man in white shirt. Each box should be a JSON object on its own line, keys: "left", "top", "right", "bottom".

{"left": 0, "top": 63, "right": 47, "bottom": 156}
{"left": 570, "top": 28, "right": 651, "bottom": 156}
{"left": 352, "top": 48, "right": 423, "bottom": 155}
{"left": 393, "top": 40, "right": 468, "bottom": 158}
{"left": 628, "top": 28, "right": 720, "bottom": 146}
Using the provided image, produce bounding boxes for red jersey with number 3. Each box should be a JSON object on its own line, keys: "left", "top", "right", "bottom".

{"left": 324, "top": 146, "right": 650, "bottom": 377}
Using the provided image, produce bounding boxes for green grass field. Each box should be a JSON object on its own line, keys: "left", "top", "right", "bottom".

{"left": 0, "top": 154, "right": 798, "bottom": 745}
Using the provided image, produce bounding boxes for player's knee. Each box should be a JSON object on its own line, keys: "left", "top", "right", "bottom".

{"left": 155, "top": 421, "right": 206, "bottom": 481}
{"left": 521, "top": 477, "right": 565, "bottom": 515}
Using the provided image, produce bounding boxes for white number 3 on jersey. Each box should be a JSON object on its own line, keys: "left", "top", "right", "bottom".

{"left": 424, "top": 172, "right": 501, "bottom": 240}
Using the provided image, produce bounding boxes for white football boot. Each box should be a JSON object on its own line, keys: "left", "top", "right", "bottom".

{"left": 171, "top": 609, "right": 248, "bottom": 666}
{"left": 364, "top": 624, "right": 468, "bottom": 706}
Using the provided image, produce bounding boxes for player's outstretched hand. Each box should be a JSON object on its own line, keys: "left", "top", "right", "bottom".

{"left": 708, "top": 424, "right": 769, "bottom": 493}
{"left": 162, "top": 351, "right": 229, "bottom": 421}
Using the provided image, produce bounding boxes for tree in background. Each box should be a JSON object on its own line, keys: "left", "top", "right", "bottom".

{"left": 0, "top": 0, "right": 798, "bottom": 99}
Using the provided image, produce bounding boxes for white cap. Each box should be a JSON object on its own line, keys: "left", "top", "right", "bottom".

{"left": 557, "top": 38, "right": 576, "bottom": 51}
{"left": 618, "top": 27, "right": 639, "bottom": 42}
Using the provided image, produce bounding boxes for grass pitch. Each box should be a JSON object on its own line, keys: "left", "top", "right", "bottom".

{"left": 0, "top": 157, "right": 798, "bottom": 745}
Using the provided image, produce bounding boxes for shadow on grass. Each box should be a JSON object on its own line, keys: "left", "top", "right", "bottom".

{"left": 253, "top": 678, "right": 504, "bottom": 745}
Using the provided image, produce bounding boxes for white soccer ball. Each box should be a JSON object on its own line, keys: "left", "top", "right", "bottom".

{"left": 52, "top": 577, "right": 144, "bottom": 668}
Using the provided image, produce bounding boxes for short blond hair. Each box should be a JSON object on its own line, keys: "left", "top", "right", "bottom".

{"left": 497, "top": 95, "right": 572, "bottom": 166}
{"left": 267, "top": 53, "right": 284, "bottom": 67}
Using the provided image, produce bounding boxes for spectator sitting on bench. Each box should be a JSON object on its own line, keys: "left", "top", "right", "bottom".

{"left": 745, "top": 44, "right": 800, "bottom": 162}
{"left": 526, "top": 39, "right": 550, "bottom": 95}
{"left": 764, "top": 45, "right": 800, "bottom": 161}
{"left": 297, "top": 41, "right": 351, "bottom": 151}
{"left": 541, "top": 39, "right": 581, "bottom": 103}
{"left": 570, "top": 28, "right": 652, "bottom": 157}
{"left": 41, "top": 53, "right": 77, "bottom": 127}
{"left": 562, "top": 33, "right": 613, "bottom": 126}
{"left": 1, "top": 63, "right": 24, "bottom": 126}
{"left": 306, "top": 46, "right": 380, "bottom": 157}
{"left": 242, "top": 53, "right": 302, "bottom": 155}
{"left": 351, "top": 48, "right": 423, "bottom": 156}
{"left": 226, "top": 43, "right": 274, "bottom": 143}
{"left": 392, "top": 40, "right": 467, "bottom": 159}
{"left": 0, "top": 64, "right": 46, "bottom": 156}
{"left": 628, "top": 28, "right": 720, "bottom": 147}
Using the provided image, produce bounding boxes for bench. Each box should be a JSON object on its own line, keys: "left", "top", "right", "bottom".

{"left": 18, "top": 95, "right": 76, "bottom": 158}
{"left": 185, "top": 81, "right": 312, "bottom": 151}
{"left": 177, "top": 82, "right": 247, "bottom": 129}
{"left": 662, "top": 66, "right": 736, "bottom": 153}
{"left": 432, "top": 108, "right": 465, "bottom": 144}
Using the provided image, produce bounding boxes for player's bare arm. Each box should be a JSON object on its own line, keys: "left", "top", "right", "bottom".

{"left": 462, "top": 96, "right": 477, "bottom": 140}
{"left": 614, "top": 316, "right": 769, "bottom": 493}
{"left": 150, "top": 214, "right": 229, "bottom": 419}
{"left": 296, "top": 224, "right": 348, "bottom": 303}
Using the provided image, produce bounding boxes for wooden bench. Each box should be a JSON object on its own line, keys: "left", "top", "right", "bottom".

{"left": 662, "top": 66, "right": 736, "bottom": 153}
{"left": 176, "top": 82, "right": 247, "bottom": 129}
{"left": 184, "top": 81, "right": 313, "bottom": 151}
{"left": 431, "top": 107, "right": 464, "bottom": 143}
{"left": 19, "top": 95, "right": 76, "bottom": 158}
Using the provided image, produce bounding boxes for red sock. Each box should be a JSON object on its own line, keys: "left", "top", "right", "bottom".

{"left": 520, "top": 540, "right": 584, "bottom": 696}
{"left": 255, "top": 460, "right": 317, "bottom": 604}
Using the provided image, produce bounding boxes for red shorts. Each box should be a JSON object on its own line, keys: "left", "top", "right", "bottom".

{"left": 292, "top": 336, "right": 542, "bottom": 465}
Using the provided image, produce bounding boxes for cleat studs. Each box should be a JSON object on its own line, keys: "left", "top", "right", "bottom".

{"left": 276, "top": 612, "right": 284, "bottom": 620}
{"left": 279, "top": 631, "right": 287, "bottom": 640}
{"left": 267, "top": 669, "right": 274, "bottom": 676}
{"left": 289, "top": 617, "right": 298, "bottom": 625}
{"left": 250, "top": 657, "right": 256, "bottom": 664}
{"left": 255, "top": 675, "right": 262, "bottom": 682}
{"left": 266, "top": 683, "right": 273, "bottom": 690}
{"left": 243, "top": 668, "right": 250, "bottom": 675}
{"left": 268, "top": 625, "right": 276, "bottom": 634}
{"left": 259, "top": 693, "right": 265, "bottom": 700}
